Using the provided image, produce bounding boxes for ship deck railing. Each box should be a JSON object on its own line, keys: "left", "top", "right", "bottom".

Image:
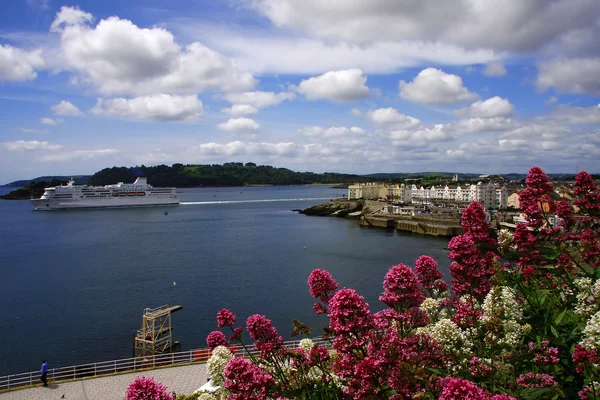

{"left": 0, "top": 336, "right": 330, "bottom": 392}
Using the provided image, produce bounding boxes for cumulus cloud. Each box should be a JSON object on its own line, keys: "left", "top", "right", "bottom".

{"left": 41, "top": 148, "right": 120, "bottom": 162}
{"left": 551, "top": 104, "right": 600, "bottom": 125}
{"left": 0, "top": 44, "right": 45, "bottom": 82}
{"left": 297, "top": 69, "right": 370, "bottom": 101}
{"left": 40, "top": 117, "right": 61, "bottom": 125}
{"left": 224, "top": 91, "right": 295, "bottom": 108}
{"left": 217, "top": 118, "right": 260, "bottom": 132}
{"left": 450, "top": 117, "right": 518, "bottom": 135}
{"left": 299, "top": 126, "right": 366, "bottom": 138}
{"left": 247, "top": 0, "right": 600, "bottom": 53}
{"left": 482, "top": 60, "right": 507, "bottom": 77}
{"left": 51, "top": 6, "right": 256, "bottom": 95}
{"left": 51, "top": 100, "right": 83, "bottom": 116}
{"left": 399, "top": 68, "right": 478, "bottom": 105}
{"left": 545, "top": 96, "right": 559, "bottom": 106}
{"left": 221, "top": 104, "right": 259, "bottom": 117}
{"left": 536, "top": 58, "right": 600, "bottom": 95}
{"left": 367, "top": 107, "right": 421, "bottom": 128}
{"left": 4, "top": 140, "right": 61, "bottom": 151}
{"left": 91, "top": 94, "right": 204, "bottom": 121}
{"left": 454, "top": 97, "right": 515, "bottom": 118}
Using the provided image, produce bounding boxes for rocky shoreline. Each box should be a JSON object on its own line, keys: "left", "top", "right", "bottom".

{"left": 294, "top": 199, "right": 364, "bottom": 218}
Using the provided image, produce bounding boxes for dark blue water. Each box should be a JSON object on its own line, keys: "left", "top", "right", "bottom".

{"left": 0, "top": 186, "right": 450, "bottom": 375}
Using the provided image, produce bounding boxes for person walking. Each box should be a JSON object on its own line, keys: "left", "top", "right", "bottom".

{"left": 40, "top": 360, "right": 48, "bottom": 387}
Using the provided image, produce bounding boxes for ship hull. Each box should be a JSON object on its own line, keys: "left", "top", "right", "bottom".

{"left": 31, "top": 197, "right": 179, "bottom": 210}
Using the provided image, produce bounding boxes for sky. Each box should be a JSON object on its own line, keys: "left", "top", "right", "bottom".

{"left": 1, "top": 0, "right": 600, "bottom": 183}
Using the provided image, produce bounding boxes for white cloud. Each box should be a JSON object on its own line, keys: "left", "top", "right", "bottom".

{"left": 194, "top": 28, "right": 497, "bottom": 74}
{"left": 221, "top": 104, "right": 259, "bottom": 117}
{"left": 40, "top": 117, "right": 61, "bottom": 125}
{"left": 536, "top": 58, "right": 600, "bottom": 95}
{"left": 454, "top": 97, "right": 515, "bottom": 118}
{"left": 351, "top": 108, "right": 362, "bottom": 117}
{"left": 367, "top": 107, "right": 421, "bottom": 128}
{"left": 545, "top": 96, "right": 558, "bottom": 106}
{"left": 91, "top": 94, "right": 204, "bottom": 122}
{"left": 297, "top": 69, "right": 370, "bottom": 101}
{"left": 551, "top": 104, "right": 600, "bottom": 125}
{"left": 299, "top": 126, "right": 366, "bottom": 138}
{"left": 51, "top": 6, "right": 256, "bottom": 95}
{"left": 217, "top": 118, "right": 260, "bottom": 132}
{"left": 451, "top": 117, "right": 517, "bottom": 135}
{"left": 19, "top": 128, "right": 50, "bottom": 134}
{"left": 482, "top": 60, "right": 507, "bottom": 77}
{"left": 4, "top": 140, "right": 61, "bottom": 151}
{"left": 41, "top": 148, "right": 120, "bottom": 162}
{"left": 247, "top": 0, "right": 600, "bottom": 53}
{"left": 224, "top": 91, "right": 295, "bottom": 108}
{"left": 51, "top": 100, "right": 83, "bottom": 116}
{"left": 399, "top": 68, "right": 478, "bottom": 105}
{"left": 0, "top": 44, "right": 45, "bottom": 82}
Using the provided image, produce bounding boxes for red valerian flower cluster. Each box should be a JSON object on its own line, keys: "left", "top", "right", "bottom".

{"left": 206, "top": 330, "right": 229, "bottom": 349}
{"left": 192, "top": 166, "right": 600, "bottom": 400}
{"left": 125, "top": 377, "right": 174, "bottom": 400}
{"left": 223, "top": 357, "right": 275, "bottom": 400}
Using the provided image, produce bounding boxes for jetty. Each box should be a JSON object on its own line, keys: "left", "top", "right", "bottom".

{"left": 134, "top": 305, "right": 183, "bottom": 357}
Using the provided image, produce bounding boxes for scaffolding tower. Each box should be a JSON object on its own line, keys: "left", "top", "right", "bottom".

{"left": 134, "top": 304, "right": 183, "bottom": 357}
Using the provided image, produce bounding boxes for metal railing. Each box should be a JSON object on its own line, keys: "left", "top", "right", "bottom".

{"left": 0, "top": 336, "right": 331, "bottom": 392}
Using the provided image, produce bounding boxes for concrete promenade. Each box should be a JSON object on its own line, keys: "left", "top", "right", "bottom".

{"left": 0, "top": 363, "right": 207, "bottom": 400}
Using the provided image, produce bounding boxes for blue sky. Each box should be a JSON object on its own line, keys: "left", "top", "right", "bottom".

{"left": 1, "top": 0, "right": 599, "bottom": 183}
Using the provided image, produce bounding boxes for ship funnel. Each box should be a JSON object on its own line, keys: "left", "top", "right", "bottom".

{"left": 133, "top": 177, "right": 147, "bottom": 185}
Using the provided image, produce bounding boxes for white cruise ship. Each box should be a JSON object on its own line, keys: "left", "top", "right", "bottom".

{"left": 31, "top": 177, "right": 179, "bottom": 210}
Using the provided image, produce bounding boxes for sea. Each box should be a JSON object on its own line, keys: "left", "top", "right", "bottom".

{"left": 0, "top": 186, "right": 451, "bottom": 376}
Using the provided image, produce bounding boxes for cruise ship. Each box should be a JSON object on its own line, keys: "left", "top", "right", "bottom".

{"left": 31, "top": 177, "right": 179, "bottom": 210}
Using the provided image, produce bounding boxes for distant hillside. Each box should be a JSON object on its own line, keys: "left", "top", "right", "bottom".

{"left": 0, "top": 179, "right": 68, "bottom": 200}
{"left": 88, "top": 163, "right": 378, "bottom": 187}
{"left": 2, "top": 175, "right": 91, "bottom": 187}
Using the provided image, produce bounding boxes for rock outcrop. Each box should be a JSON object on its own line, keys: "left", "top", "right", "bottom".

{"left": 296, "top": 199, "right": 364, "bottom": 218}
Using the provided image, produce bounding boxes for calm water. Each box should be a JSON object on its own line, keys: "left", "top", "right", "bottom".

{"left": 0, "top": 186, "right": 450, "bottom": 375}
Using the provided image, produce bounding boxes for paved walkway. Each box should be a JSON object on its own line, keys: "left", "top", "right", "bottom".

{"left": 0, "top": 363, "right": 207, "bottom": 400}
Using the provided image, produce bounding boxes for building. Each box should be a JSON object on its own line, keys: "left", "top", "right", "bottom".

{"left": 348, "top": 182, "right": 387, "bottom": 200}
{"left": 507, "top": 192, "right": 520, "bottom": 209}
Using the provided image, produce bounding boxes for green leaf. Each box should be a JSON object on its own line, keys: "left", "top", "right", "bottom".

{"left": 555, "top": 309, "right": 567, "bottom": 325}
{"left": 550, "top": 325, "right": 559, "bottom": 338}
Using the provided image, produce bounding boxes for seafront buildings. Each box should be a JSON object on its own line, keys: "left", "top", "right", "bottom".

{"left": 348, "top": 181, "right": 510, "bottom": 209}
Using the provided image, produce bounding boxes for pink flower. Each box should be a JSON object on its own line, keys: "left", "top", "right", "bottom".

{"left": 308, "top": 269, "right": 338, "bottom": 302}
{"left": 415, "top": 256, "right": 444, "bottom": 294}
{"left": 461, "top": 202, "right": 495, "bottom": 245}
{"left": 246, "top": 314, "right": 283, "bottom": 354}
{"left": 125, "top": 377, "right": 174, "bottom": 400}
{"left": 529, "top": 341, "right": 560, "bottom": 365}
{"left": 223, "top": 357, "right": 275, "bottom": 400}
{"left": 574, "top": 171, "right": 600, "bottom": 214}
{"left": 328, "top": 288, "right": 373, "bottom": 356}
{"left": 216, "top": 309, "right": 236, "bottom": 328}
{"left": 573, "top": 344, "right": 599, "bottom": 374}
{"left": 438, "top": 377, "right": 489, "bottom": 400}
{"left": 229, "top": 327, "right": 244, "bottom": 342}
{"left": 448, "top": 234, "right": 495, "bottom": 300}
{"left": 379, "top": 264, "right": 425, "bottom": 310}
{"left": 308, "top": 345, "right": 330, "bottom": 366}
{"left": 491, "top": 396, "right": 518, "bottom": 400}
{"left": 516, "top": 373, "right": 557, "bottom": 389}
{"left": 312, "top": 302, "right": 327, "bottom": 314}
{"left": 206, "top": 331, "right": 229, "bottom": 349}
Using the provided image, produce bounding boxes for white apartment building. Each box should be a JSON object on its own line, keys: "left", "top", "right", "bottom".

{"left": 410, "top": 182, "right": 509, "bottom": 209}
{"left": 348, "top": 182, "right": 387, "bottom": 200}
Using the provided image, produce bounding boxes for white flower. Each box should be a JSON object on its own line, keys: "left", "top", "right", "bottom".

{"left": 207, "top": 346, "right": 233, "bottom": 386}
{"left": 575, "top": 278, "right": 600, "bottom": 318}
{"left": 299, "top": 338, "right": 314, "bottom": 352}
{"left": 420, "top": 298, "right": 441, "bottom": 322}
{"left": 582, "top": 310, "right": 600, "bottom": 351}
{"left": 482, "top": 286, "right": 527, "bottom": 347}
